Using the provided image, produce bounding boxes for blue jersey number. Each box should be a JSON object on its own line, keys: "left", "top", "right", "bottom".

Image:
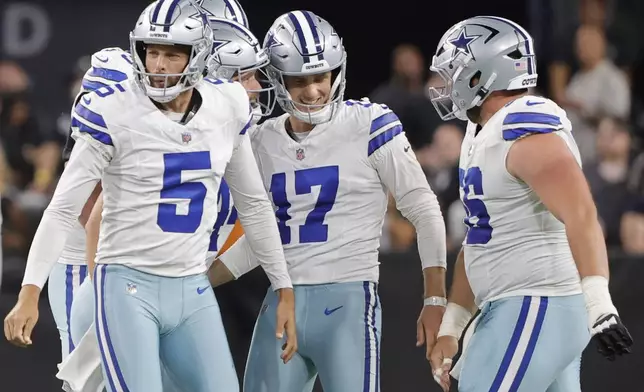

{"left": 158, "top": 152, "right": 212, "bottom": 233}
{"left": 95, "top": 83, "right": 126, "bottom": 98}
{"left": 459, "top": 167, "right": 492, "bottom": 245}
{"left": 269, "top": 166, "right": 339, "bottom": 245}
{"left": 208, "top": 179, "right": 238, "bottom": 252}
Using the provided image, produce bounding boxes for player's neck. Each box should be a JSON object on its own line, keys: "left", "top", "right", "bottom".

{"left": 478, "top": 93, "right": 528, "bottom": 126}
{"left": 157, "top": 89, "right": 194, "bottom": 114}
{"left": 286, "top": 116, "right": 315, "bottom": 133}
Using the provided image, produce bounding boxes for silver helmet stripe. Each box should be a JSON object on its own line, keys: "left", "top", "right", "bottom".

{"left": 479, "top": 16, "right": 535, "bottom": 75}
{"left": 152, "top": 0, "right": 182, "bottom": 31}
{"left": 222, "top": 0, "right": 246, "bottom": 26}
{"left": 287, "top": 11, "right": 322, "bottom": 63}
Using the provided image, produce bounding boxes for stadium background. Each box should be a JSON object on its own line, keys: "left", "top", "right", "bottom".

{"left": 1, "top": 0, "right": 643, "bottom": 390}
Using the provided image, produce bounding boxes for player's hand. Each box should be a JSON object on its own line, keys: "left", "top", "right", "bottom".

{"left": 429, "top": 335, "right": 458, "bottom": 392}
{"left": 4, "top": 286, "right": 40, "bottom": 347}
{"left": 416, "top": 304, "right": 445, "bottom": 360}
{"left": 590, "top": 313, "right": 633, "bottom": 361}
{"left": 275, "top": 288, "right": 297, "bottom": 364}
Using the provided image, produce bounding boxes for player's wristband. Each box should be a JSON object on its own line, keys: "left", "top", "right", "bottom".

{"left": 437, "top": 303, "right": 474, "bottom": 340}
{"left": 424, "top": 296, "right": 447, "bottom": 307}
{"left": 581, "top": 276, "right": 618, "bottom": 323}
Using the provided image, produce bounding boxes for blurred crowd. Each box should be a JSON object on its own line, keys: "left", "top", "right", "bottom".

{"left": 377, "top": 0, "right": 644, "bottom": 256}
{"left": 0, "top": 0, "right": 642, "bottom": 277}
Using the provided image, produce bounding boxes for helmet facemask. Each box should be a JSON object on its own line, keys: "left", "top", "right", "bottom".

{"left": 268, "top": 57, "right": 347, "bottom": 125}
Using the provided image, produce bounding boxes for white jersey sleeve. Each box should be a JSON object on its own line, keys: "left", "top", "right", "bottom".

{"left": 81, "top": 48, "right": 133, "bottom": 93}
{"left": 223, "top": 84, "right": 292, "bottom": 290}
{"left": 366, "top": 105, "right": 447, "bottom": 269}
{"left": 22, "top": 95, "right": 114, "bottom": 288}
{"left": 501, "top": 96, "right": 581, "bottom": 169}
{"left": 218, "top": 235, "right": 255, "bottom": 278}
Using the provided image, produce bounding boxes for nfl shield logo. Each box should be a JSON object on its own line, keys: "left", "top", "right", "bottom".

{"left": 181, "top": 132, "right": 192, "bottom": 144}
{"left": 296, "top": 148, "right": 305, "bottom": 160}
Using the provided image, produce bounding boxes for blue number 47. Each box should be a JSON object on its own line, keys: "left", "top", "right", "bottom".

{"left": 270, "top": 166, "right": 339, "bottom": 245}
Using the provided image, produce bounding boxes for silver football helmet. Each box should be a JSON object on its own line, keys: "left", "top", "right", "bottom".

{"left": 429, "top": 16, "right": 538, "bottom": 121}
{"left": 129, "top": 0, "right": 214, "bottom": 103}
{"left": 198, "top": 0, "right": 249, "bottom": 27}
{"left": 207, "top": 18, "right": 275, "bottom": 120}
{"left": 263, "top": 11, "right": 347, "bottom": 124}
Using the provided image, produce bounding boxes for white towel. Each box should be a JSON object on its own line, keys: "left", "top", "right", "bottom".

{"left": 450, "top": 313, "right": 481, "bottom": 381}
{"left": 56, "top": 322, "right": 105, "bottom": 392}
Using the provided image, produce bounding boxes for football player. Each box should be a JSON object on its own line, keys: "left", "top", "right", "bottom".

{"left": 5, "top": 0, "right": 251, "bottom": 368}
{"left": 427, "top": 16, "right": 633, "bottom": 392}
{"left": 4, "top": 2, "right": 294, "bottom": 391}
{"left": 215, "top": 11, "right": 448, "bottom": 392}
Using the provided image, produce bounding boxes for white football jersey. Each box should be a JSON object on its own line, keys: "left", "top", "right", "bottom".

{"left": 248, "top": 99, "right": 445, "bottom": 284}
{"left": 60, "top": 47, "right": 134, "bottom": 265}
{"left": 459, "top": 95, "right": 582, "bottom": 306}
{"left": 72, "top": 78, "right": 249, "bottom": 277}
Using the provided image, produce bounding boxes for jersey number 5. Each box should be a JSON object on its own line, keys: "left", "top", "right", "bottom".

{"left": 158, "top": 152, "right": 211, "bottom": 233}
{"left": 460, "top": 167, "right": 492, "bottom": 245}
{"left": 270, "top": 166, "right": 339, "bottom": 245}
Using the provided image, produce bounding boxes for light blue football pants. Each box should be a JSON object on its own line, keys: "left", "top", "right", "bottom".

{"left": 244, "top": 281, "right": 382, "bottom": 392}
{"left": 93, "top": 263, "right": 238, "bottom": 392}
{"left": 458, "top": 295, "right": 590, "bottom": 392}
{"left": 48, "top": 262, "right": 89, "bottom": 361}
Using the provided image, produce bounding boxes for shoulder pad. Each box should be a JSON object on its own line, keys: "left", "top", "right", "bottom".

{"left": 364, "top": 101, "right": 402, "bottom": 157}
{"left": 82, "top": 47, "right": 133, "bottom": 93}
{"left": 501, "top": 96, "right": 565, "bottom": 141}
{"left": 70, "top": 89, "right": 115, "bottom": 147}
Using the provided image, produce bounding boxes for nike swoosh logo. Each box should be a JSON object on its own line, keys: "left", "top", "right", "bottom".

{"left": 95, "top": 56, "right": 109, "bottom": 63}
{"left": 526, "top": 100, "right": 544, "bottom": 106}
{"left": 404, "top": 145, "right": 410, "bottom": 152}
{"left": 324, "top": 305, "right": 343, "bottom": 316}
{"left": 82, "top": 96, "right": 91, "bottom": 105}
{"left": 197, "top": 286, "right": 209, "bottom": 295}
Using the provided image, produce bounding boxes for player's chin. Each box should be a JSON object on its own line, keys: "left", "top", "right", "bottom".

{"left": 295, "top": 104, "right": 324, "bottom": 113}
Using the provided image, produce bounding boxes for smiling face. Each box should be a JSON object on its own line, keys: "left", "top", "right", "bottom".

{"left": 283, "top": 72, "right": 332, "bottom": 113}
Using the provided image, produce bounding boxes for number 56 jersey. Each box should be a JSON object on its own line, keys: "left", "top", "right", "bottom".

{"left": 459, "top": 96, "right": 582, "bottom": 307}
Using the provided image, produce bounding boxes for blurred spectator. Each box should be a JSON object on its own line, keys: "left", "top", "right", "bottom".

{"left": 620, "top": 198, "right": 644, "bottom": 255}
{"left": 370, "top": 44, "right": 441, "bottom": 150}
{"left": 564, "top": 24, "right": 630, "bottom": 163}
{"left": 584, "top": 117, "right": 635, "bottom": 247}
{"left": 547, "top": 0, "right": 615, "bottom": 103}
{"left": 54, "top": 55, "right": 91, "bottom": 159}
{"left": 0, "top": 62, "right": 60, "bottom": 194}
{"left": 417, "top": 123, "right": 464, "bottom": 251}
{"left": 380, "top": 194, "right": 416, "bottom": 253}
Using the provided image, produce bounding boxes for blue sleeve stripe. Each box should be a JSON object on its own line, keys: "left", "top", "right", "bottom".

{"left": 74, "top": 103, "right": 107, "bottom": 129}
{"left": 503, "top": 112, "right": 561, "bottom": 127}
{"left": 370, "top": 111, "right": 399, "bottom": 134}
{"left": 71, "top": 118, "right": 114, "bottom": 146}
{"left": 368, "top": 124, "right": 402, "bottom": 156}
{"left": 240, "top": 118, "right": 252, "bottom": 135}
{"left": 88, "top": 67, "right": 128, "bottom": 83}
{"left": 502, "top": 127, "right": 556, "bottom": 141}
{"left": 81, "top": 79, "right": 109, "bottom": 92}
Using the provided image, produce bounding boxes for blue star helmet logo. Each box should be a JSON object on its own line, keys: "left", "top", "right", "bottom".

{"left": 265, "top": 32, "right": 282, "bottom": 50}
{"left": 449, "top": 27, "right": 481, "bottom": 59}
{"left": 212, "top": 39, "right": 230, "bottom": 54}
